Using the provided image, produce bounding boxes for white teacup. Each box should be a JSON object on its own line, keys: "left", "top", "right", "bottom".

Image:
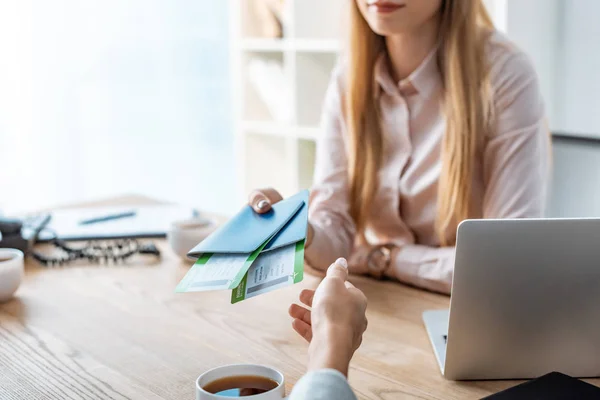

{"left": 0, "top": 248, "right": 24, "bottom": 303}
{"left": 167, "top": 218, "right": 217, "bottom": 260}
{"left": 196, "top": 364, "right": 285, "bottom": 400}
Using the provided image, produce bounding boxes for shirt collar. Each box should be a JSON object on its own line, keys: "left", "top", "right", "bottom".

{"left": 374, "top": 46, "right": 439, "bottom": 97}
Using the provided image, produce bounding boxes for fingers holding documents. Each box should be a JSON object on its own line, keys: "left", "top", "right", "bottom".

{"left": 248, "top": 188, "right": 284, "bottom": 214}
{"left": 248, "top": 187, "right": 316, "bottom": 249}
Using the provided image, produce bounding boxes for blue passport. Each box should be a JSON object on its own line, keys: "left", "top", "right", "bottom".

{"left": 187, "top": 190, "right": 309, "bottom": 258}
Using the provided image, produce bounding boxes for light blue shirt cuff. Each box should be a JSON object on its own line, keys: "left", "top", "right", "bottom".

{"left": 288, "top": 369, "right": 357, "bottom": 400}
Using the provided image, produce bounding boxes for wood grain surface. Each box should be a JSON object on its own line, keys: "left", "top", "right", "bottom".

{"left": 1, "top": 197, "right": 597, "bottom": 399}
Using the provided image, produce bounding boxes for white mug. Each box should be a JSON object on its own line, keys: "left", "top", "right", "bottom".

{"left": 196, "top": 364, "right": 285, "bottom": 400}
{"left": 0, "top": 248, "right": 24, "bottom": 303}
{"left": 167, "top": 218, "right": 217, "bottom": 260}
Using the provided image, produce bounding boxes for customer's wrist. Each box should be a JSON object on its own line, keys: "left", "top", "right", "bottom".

{"left": 308, "top": 325, "right": 354, "bottom": 376}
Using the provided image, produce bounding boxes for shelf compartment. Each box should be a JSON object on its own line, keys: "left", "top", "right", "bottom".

{"left": 242, "top": 52, "right": 291, "bottom": 123}
{"left": 292, "top": 0, "right": 344, "bottom": 40}
{"left": 295, "top": 52, "right": 337, "bottom": 126}
{"left": 241, "top": 0, "right": 288, "bottom": 39}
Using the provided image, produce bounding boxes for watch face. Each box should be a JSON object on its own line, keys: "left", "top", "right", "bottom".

{"left": 368, "top": 246, "right": 390, "bottom": 272}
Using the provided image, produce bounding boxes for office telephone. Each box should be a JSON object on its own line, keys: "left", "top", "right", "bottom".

{"left": 0, "top": 214, "right": 49, "bottom": 253}
{"left": 0, "top": 215, "right": 160, "bottom": 266}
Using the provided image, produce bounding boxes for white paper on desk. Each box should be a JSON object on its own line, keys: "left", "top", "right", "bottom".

{"left": 35, "top": 205, "right": 197, "bottom": 241}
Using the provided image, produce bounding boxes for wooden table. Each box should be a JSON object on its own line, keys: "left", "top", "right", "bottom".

{"left": 1, "top": 197, "right": 593, "bottom": 399}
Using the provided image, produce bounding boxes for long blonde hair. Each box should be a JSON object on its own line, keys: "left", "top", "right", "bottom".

{"left": 346, "top": 0, "right": 494, "bottom": 245}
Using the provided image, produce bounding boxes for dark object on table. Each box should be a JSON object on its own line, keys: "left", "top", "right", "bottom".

{"left": 0, "top": 214, "right": 51, "bottom": 253}
{"left": 31, "top": 238, "right": 161, "bottom": 267}
{"left": 0, "top": 217, "right": 28, "bottom": 252}
{"left": 0, "top": 214, "right": 160, "bottom": 266}
{"left": 483, "top": 372, "right": 600, "bottom": 400}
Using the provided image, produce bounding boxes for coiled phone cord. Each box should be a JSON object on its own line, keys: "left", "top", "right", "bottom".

{"left": 30, "top": 230, "right": 160, "bottom": 267}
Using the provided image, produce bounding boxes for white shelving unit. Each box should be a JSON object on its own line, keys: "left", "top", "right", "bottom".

{"left": 231, "top": 0, "right": 343, "bottom": 201}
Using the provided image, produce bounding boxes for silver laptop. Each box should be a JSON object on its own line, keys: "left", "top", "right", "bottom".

{"left": 423, "top": 218, "right": 600, "bottom": 380}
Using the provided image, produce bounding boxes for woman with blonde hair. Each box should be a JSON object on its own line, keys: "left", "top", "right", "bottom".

{"left": 252, "top": 0, "right": 549, "bottom": 302}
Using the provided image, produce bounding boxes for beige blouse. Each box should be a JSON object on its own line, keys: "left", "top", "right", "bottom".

{"left": 305, "top": 31, "right": 550, "bottom": 294}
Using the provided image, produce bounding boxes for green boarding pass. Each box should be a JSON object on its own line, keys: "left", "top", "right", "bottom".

{"left": 231, "top": 239, "right": 305, "bottom": 304}
{"left": 175, "top": 240, "right": 268, "bottom": 293}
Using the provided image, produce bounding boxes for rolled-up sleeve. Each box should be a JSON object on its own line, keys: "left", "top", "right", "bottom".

{"left": 289, "top": 369, "right": 357, "bottom": 400}
{"left": 305, "top": 66, "right": 356, "bottom": 270}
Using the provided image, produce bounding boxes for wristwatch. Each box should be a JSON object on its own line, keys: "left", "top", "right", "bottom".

{"left": 367, "top": 243, "right": 396, "bottom": 279}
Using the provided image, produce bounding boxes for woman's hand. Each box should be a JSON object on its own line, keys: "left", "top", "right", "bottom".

{"left": 289, "top": 258, "right": 368, "bottom": 376}
{"left": 248, "top": 187, "right": 284, "bottom": 214}
{"left": 347, "top": 245, "right": 372, "bottom": 275}
{"left": 248, "top": 188, "right": 314, "bottom": 247}
{"left": 348, "top": 244, "right": 401, "bottom": 277}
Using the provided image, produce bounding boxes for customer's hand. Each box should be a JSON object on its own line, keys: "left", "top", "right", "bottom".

{"left": 289, "top": 258, "right": 368, "bottom": 376}
{"left": 248, "top": 188, "right": 314, "bottom": 247}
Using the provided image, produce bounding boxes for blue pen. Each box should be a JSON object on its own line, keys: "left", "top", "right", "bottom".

{"left": 79, "top": 211, "right": 137, "bottom": 225}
